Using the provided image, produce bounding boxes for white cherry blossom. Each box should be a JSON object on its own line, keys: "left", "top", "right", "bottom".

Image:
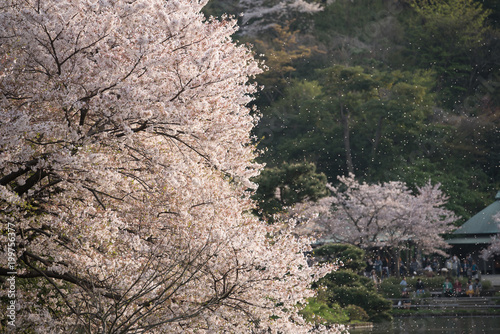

{"left": 0, "top": 1, "right": 340, "bottom": 333}
{"left": 287, "top": 174, "right": 458, "bottom": 257}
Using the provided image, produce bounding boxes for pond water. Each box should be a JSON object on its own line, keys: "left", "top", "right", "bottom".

{"left": 349, "top": 316, "right": 500, "bottom": 334}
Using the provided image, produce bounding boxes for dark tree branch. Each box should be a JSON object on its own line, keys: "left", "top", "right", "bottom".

{"left": 14, "top": 169, "right": 49, "bottom": 196}
{"left": 0, "top": 158, "right": 41, "bottom": 186}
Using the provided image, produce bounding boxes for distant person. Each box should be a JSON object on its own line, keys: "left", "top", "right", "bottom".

{"left": 443, "top": 277, "right": 453, "bottom": 297}
{"left": 471, "top": 260, "right": 478, "bottom": 279}
{"left": 400, "top": 260, "right": 407, "bottom": 277}
{"left": 365, "top": 258, "right": 373, "bottom": 277}
{"left": 424, "top": 264, "right": 434, "bottom": 277}
{"left": 431, "top": 257, "right": 440, "bottom": 272}
{"left": 382, "top": 257, "right": 390, "bottom": 279}
{"left": 374, "top": 256, "right": 383, "bottom": 279}
{"left": 473, "top": 278, "right": 482, "bottom": 297}
{"left": 400, "top": 276, "right": 409, "bottom": 297}
{"left": 466, "top": 255, "right": 473, "bottom": 277}
{"left": 451, "top": 255, "right": 459, "bottom": 277}
{"left": 462, "top": 258, "right": 470, "bottom": 278}
{"left": 453, "top": 279, "right": 462, "bottom": 296}
{"left": 410, "top": 258, "right": 418, "bottom": 276}
{"left": 467, "top": 254, "right": 473, "bottom": 267}
{"left": 466, "top": 279, "right": 474, "bottom": 297}
{"left": 370, "top": 270, "right": 380, "bottom": 289}
{"left": 415, "top": 278, "right": 425, "bottom": 296}
{"left": 455, "top": 255, "right": 461, "bottom": 277}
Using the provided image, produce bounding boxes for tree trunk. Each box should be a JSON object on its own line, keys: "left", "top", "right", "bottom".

{"left": 393, "top": 248, "right": 401, "bottom": 278}
{"left": 370, "top": 116, "right": 383, "bottom": 166}
{"left": 340, "top": 99, "right": 354, "bottom": 175}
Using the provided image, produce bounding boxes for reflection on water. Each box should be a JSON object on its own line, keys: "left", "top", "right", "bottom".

{"left": 349, "top": 316, "right": 500, "bottom": 334}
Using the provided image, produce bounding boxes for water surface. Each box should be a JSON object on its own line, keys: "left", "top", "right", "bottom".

{"left": 349, "top": 316, "right": 500, "bottom": 334}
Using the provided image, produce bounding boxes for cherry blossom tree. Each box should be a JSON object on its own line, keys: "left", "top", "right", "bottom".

{"left": 480, "top": 213, "right": 500, "bottom": 260}
{"left": 238, "top": 0, "right": 323, "bottom": 35}
{"left": 0, "top": 1, "right": 338, "bottom": 333}
{"left": 288, "top": 175, "right": 458, "bottom": 274}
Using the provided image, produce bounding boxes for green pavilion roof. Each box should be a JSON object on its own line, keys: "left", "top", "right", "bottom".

{"left": 446, "top": 237, "right": 492, "bottom": 245}
{"left": 452, "top": 191, "right": 500, "bottom": 236}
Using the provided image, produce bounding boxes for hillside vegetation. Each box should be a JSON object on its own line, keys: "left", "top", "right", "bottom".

{"left": 204, "top": 0, "right": 500, "bottom": 223}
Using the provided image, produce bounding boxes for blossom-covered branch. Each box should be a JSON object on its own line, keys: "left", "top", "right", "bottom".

{"left": 0, "top": 1, "right": 338, "bottom": 332}
{"left": 287, "top": 174, "right": 458, "bottom": 257}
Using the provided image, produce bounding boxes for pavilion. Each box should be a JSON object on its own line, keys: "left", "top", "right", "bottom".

{"left": 447, "top": 191, "right": 500, "bottom": 274}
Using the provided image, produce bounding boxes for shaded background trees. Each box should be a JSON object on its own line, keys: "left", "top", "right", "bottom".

{"left": 204, "top": 0, "right": 500, "bottom": 224}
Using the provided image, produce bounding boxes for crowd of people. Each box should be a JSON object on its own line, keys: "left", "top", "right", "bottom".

{"left": 366, "top": 253, "right": 484, "bottom": 297}
{"left": 442, "top": 277, "right": 482, "bottom": 297}
{"left": 366, "top": 254, "right": 480, "bottom": 281}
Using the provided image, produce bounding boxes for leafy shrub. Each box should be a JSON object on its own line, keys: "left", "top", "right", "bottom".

{"left": 316, "top": 270, "right": 392, "bottom": 322}
{"left": 345, "top": 304, "right": 369, "bottom": 322}
{"left": 299, "top": 298, "right": 349, "bottom": 325}
{"left": 309, "top": 246, "right": 392, "bottom": 323}
{"left": 315, "top": 269, "right": 374, "bottom": 289}
{"left": 482, "top": 280, "right": 492, "bottom": 291}
{"left": 313, "top": 243, "right": 366, "bottom": 272}
{"left": 380, "top": 278, "right": 404, "bottom": 298}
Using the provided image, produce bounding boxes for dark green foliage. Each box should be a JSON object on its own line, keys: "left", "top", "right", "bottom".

{"left": 315, "top": 270, "right": 392, "bottom": 322}
{"left": 230, "top": 0, "right": 500, "bottom": 224}
{"left": 402, "top": 0, "right": 495, "bottom": 108}
{"left": 481, "top": 0, "right": 500, "bottom": 27}
{"left": 307, "top": 244, "right": 391, "bottom": 322}
{"left": 299, "top": 298, "right": 350, "bottom": 326}
{"left": 345, "top": 304, "right": 369, "bottom": 322}
{"left": 311, "top": 0, "right": 403, "bottom": 66}
{"left": 379, "top": 277, "right": 404, "bottom": 299}
{"left": 313, "top": 243, "right": 366, "bottom": 272}
{"left": 254, "top": 79, "right": 339, "bottom": 172}
{"left": 257, "top": 65, "right": 441, "bottom": 183}
{"left": 393, "top": 157, "right": 493, "bottom": 223}
{"left": 316, "top": 270, "right": 373, "bottom": 289}
{"left": 251, "top": 161, "right": 328, "bottom": 217}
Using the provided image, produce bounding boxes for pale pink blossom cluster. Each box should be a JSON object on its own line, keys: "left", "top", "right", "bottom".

{"left": 286, "top": 174, "right": 458, "bottom": 256}
{"left": 238, "top": 0, "right": 323, "bottom": 35}
{"left": 0, "top": 1, "right": 340, "bottom": 333}
{"left": 480, "top": 213, "right": 500, "bottom": 260}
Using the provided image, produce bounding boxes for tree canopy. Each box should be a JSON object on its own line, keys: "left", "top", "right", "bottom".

{"left": 231, "top": 0, "right": 500, "bottom": 222}
{"left": 293, "top": 175, "right": 458, "bottom": 256}
{"left": 0, "top": 1, "right": 338, "bottom": 333}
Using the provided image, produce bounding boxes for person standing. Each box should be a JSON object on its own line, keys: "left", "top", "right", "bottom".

{"left": 399, "top": 259, "right": 407, "bottom": 277}
{"left": 451, "top": 258, "right": 457, "bottom": 277}
{"left": 467, "top": 254, "right": 473, "bottom": 267}
{"left": 431, "top": 257, "right": 440, "bottom": 272}
{"left": 471, "top": 261, "right": 478, "bottom": 279}
{"left": 462, "top": 258, "right": 469, "bottom": 278}
{"left": 410, "top": 258, "right": 418, "bottom": 276}
{"left": 382, "top": 256, "right": 390, "bottom": 279}
{"left": 452, "top": 255, "right": 461, "bottom": 277}
{"left": 374, "top": 256, "right": 383, "bottom": 279}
